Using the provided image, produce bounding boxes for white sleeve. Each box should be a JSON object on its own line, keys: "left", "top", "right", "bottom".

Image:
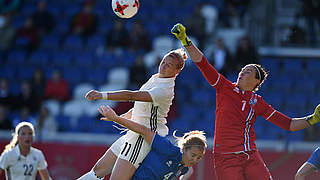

{"left": 147, "top": 87, "right": 172, "bottom": 106}
{"left": 0, "top": 152, "right": 8, "bottom": 169}
{"left": 37, "top": 151, "right": 48, "bottom": 170}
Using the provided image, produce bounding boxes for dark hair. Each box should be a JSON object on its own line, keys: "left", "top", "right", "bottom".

{"left": 252, "top": 64, "right": 268, "bottom": 92}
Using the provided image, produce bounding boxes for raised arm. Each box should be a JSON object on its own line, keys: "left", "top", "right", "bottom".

{"left": 85, "top": 90, "right": 153, "bottom": 102}
{"left": 290, "top": 104, "right": 320, "bottom": 131}
{"left": 171, "top": 23, "right": 203, "bottom": 63}
{"left": 171, "top": 23, "right": 221, "bottom": 86}
{"left": 98, "top": 105, "right": 155, "bottom": 144}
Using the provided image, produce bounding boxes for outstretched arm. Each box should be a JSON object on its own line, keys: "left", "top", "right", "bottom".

{"left": 290, "top": 104, "right": 320, "bottom": 131}
{"left": 98, "top": 105, "right": 155, "bottom": 144}
{"left": 85, "top": 90, "right": 153, "bottom": 102}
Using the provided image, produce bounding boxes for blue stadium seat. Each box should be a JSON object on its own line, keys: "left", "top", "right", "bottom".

{"left": 29, "top": 51, "right": 51, "bottom": 67}
{"left": 52, "top": 52, "right": 73, "bottom": 67}
{"left": 6, "top": 50, "right": 27, "bottom": 65}
{"left": 63, "top": 35, "right": 84, "bottom": 52}
{"left": 96, "top": 53, "right": 118, "bottom": 68}
{"left": 306, "top": 60, "right": 320, "bottom": 72}
{"left": 41, "top": 35, "right": 61, "bottom": 51}
{"left": 62, "top": 67, "right": 83, "bottom": 85}
{"left": 86, "top": 34, "right": 105, "bottom": 51}
{"left": 16, "top": 65, "right": 35, "bottom": 81}
{"left": 0, "top": 65, "right": 16, "bottom": 80}
{"left": 260, "top": 57, "right": 281, "bottom": 74}
{"left": 55, "top": 115, "right": 72, "bottom": 132}
{"left": 85, "top": 67, "right": 107, "bottom": 86}
{"left": 282, "top": 58, "right": 303, "bottom": 73}
{"left": 284, "top": 94, "right": 307, "bottom": 112}
{"left": 73, "top": 52, "right": 95, "bottom": 67}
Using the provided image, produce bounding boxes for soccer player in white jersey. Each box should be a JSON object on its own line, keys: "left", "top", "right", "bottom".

{"left": 78, "top": 48, "right": 188, "bottom": 180}
{"left": 0, "top": 122, "right": 52, "bottom": 180}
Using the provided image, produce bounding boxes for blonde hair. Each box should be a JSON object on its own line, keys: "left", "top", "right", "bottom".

{"left": 173, "top": 130, "right": 207, "bottom": 151}
{"left": 3, "top": 122, "right": 35, "bottom": 153}
{"left": 167, "top": 48, "right": 188, "bottom": 71}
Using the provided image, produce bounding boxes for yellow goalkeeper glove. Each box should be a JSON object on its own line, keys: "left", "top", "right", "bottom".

{"left": 307, "top": 104, "right": 320, "bottom": 125}
{"left": 171, "top": 23, "right": 191, "bottom": 47}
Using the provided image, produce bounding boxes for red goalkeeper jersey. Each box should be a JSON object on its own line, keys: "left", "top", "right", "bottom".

{"left": 195, "top": 56, "right": 292, "bottom": 153}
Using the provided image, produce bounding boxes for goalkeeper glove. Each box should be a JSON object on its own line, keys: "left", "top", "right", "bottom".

{"left": 171, "top": 23, "right": 191, "bottom": 47}
{"left": 306, "top": 104, "right": 320, "bottom": 125}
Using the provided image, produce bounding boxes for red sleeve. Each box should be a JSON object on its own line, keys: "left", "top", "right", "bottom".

{"left": 195, "top": 56, "right": 221, "bottom": 86}
{"left": 258, "top": 97, "right": 292, "bottom": 130}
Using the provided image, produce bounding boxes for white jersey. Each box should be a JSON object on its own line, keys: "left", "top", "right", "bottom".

{"left": 0, "top": 146, "right": 48, "bottom": 180}
{"left": 131, "top": 73, "right": 175, "bottom": 136}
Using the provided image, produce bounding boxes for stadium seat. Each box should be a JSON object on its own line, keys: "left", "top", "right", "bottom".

{"left": 6, "top": 50, "right": 27, "bottom": 65}
{"left": 29, "top": 51, "right": 51, "bottom": 67}
{"left": 62, "top": 67, "right": 83, "bottom": 86}
{"left": 40, "top": 35, "right": 61, "bottom": 51}
{"left": 73, "top": 83, "right": 95, "bottom": 100}
{"left": 73, "top": 52, "right": 94, "bottom": 67}
{"left": 63, "top": 35, "right": 84, "bottom": 52}
{"left": 152, "top": 36, "right": 174, "bottom": 57}
{"left": 52, "top": 52, "right": 73, "bottom": 68}
{"left": 284, "top": 94, "right": 307, "bottom": 112}
{"left": 44, "top": 100, "right": 61, "bottom": 117}
{"left": 15, "top": 65, "right": 35, "bottom": 81}
{"left": 55, "top": 115, "right": 72, "bottom": 132}
{"left": 85, "top": 67, "right": 108, "bottom": 86}
{"left": 107, "top": 67, "right": 129, "bottom": 87}
{"left": 95, "top": 52, "right": 118, "bottom": 68}
{"left": 85, "top": 34, "right": 105, "bottom": 51}
{"left": 260, "top": 57, "right": 281, "bottom": 74}
{"left": 62, "top": 99, "right": 87, "bottom": 118}
{"left": 0, "top": 65, "right": 16, "bottom": 81}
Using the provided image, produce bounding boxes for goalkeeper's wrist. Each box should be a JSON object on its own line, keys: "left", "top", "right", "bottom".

{"left": 306, "top": 114, "right": 316, "bottom": 125}
{"left": 181, "top": 36, "right": 192, "bottom": 47}
{"left": 101, "top": 92, "right": 109, "bottom": 100}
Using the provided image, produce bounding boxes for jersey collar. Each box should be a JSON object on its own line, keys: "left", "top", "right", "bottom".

{"left": 153, "top": 73, "right": 176, "bottom": 83}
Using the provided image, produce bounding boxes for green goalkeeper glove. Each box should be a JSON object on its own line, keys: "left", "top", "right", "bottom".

{"left": 307, "top": 104, "right": 320, "bottom": 125}
{"left": 171, "top": 23, "right": 191, "bottom": 47}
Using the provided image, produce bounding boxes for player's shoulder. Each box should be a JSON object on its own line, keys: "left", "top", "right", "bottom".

{"left": 30, "top": 147, "right": 44, "bottom": 156}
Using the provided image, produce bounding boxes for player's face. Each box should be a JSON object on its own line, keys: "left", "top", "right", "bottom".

{"left": 181, "top": 146, "right": 205, "bottom": 167}
{"left": 236, "top": 65, "right": 259, "bottom": 91}
{"left": 158, "top": 55, "right": 179, "bottom": 78}
{"left": 18, "top": 126, "right": 34, "bottom": 148}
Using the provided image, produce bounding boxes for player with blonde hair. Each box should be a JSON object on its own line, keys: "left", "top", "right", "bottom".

{"left": 0, "top": 122, "right": 52, "bottom": 180}
{"left": 98, "top": 105, "right": 206, "bottom": 179}
{"left": 79, "top": 49, "right": 188, "bottom": 180}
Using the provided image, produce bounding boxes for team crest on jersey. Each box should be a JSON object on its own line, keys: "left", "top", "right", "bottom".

{"left": 249, "top": 95, "right": 257, "bottom": 106}
{"left": 166, "top": 160, "right": 172, "bottom": 167}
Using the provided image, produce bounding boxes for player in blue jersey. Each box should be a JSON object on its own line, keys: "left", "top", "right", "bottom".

{"left": 97, "top": 105, "right": 207, "bottom": 180}
{"left": 295, "top": 147, "right": 320, "bottom": 180}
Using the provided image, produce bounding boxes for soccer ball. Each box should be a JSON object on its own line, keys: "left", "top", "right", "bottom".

{"left": 111, "top": 0, "right": 139, "bottom": 18}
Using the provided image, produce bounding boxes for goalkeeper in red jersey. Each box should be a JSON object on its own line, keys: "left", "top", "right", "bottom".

{"left": 171, "top": 23, "right": 320, "bottom": 180}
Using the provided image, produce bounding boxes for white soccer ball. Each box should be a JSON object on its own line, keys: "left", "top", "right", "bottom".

{"left": 111, "top": 0, "right": 139, "bottom": 18}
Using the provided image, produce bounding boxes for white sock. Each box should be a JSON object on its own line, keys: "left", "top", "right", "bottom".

{"left": 77, "top": 170, "right": 104, "bottom": 180}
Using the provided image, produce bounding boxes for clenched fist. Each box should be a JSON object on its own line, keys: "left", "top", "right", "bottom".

{"left": 85, "top": 90, "right": 103, "bottom": 101}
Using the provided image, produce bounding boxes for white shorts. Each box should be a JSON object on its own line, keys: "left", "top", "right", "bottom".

{"left": 110, "top": 125, "right": 168, "bottom": 169}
